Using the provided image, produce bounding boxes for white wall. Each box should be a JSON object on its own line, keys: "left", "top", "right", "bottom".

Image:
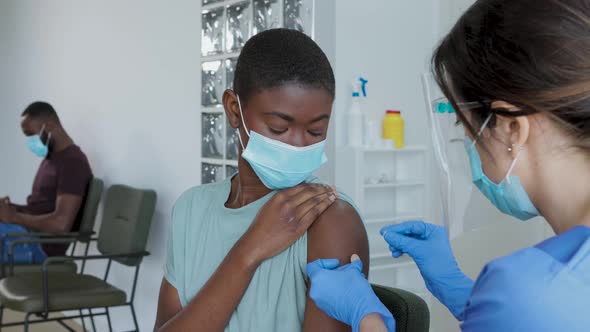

{"left": 438, "top": 0, "right": 474, "bottom": 33}
{"left": 0, "top": 1, "right": 201, "bottom": 330}
{"left": 332, "top": 1, "right": 440, "bottom": 150}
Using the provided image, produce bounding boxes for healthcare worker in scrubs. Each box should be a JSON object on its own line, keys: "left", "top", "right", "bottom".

{"left": 306, "top": 0, "right": 590, "bottom": 331}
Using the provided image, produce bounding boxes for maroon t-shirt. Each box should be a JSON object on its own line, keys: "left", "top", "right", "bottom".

{"left": 25, "top": 144, "right": 93, "bottom": 256}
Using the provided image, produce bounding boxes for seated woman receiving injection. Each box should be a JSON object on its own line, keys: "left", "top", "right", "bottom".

{"left": 154, "top": 29, "right": 388, "bottom": 332}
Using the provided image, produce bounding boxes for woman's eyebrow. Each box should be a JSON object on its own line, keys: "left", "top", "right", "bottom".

{"left": 264, "top": 112, "right": 294, "bottom": 122}
{"left": 264, "top": 112, "right": 330, "bottom": 123}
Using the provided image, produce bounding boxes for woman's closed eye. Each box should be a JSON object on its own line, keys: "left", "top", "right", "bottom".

{"left": 269, "top": 127, "right": 288, "bottom": 135}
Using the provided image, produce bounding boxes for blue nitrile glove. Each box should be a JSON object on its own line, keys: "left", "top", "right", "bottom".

{"left": 380, "top": 221, "right": 475, "bottom": 320}
{"left": 306, "top": 258, "right": 396, "bottom": 332}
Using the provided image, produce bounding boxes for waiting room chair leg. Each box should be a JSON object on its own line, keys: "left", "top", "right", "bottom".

{"left": 130, "top": 304, "right": 139, "bottom": 332}
{"left": 89, "top": 309, "right": 97, "bottom": 332}
{"left": 57, "top": 319, "right": 76, "bottom": 332}
{"left": 24, "top": 312, "right": 33, "bottom": 332}
{"left": 79, "top": 309, "right": 87, "bottom": 332}
{"left": 105, "top": 307, "right": 113, "bottom": 332}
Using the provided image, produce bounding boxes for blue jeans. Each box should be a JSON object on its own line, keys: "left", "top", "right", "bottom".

{"left": 0, "top": 222, "right": 47, "bottom": 264}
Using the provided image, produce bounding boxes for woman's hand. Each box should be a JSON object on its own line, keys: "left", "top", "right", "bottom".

{"left": 238, "top": 183, "right": 337, "bottom": 267}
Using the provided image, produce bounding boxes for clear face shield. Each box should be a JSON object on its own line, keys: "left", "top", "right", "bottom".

{"left": 421, "top": 73, "right": 497, "bottom": 239}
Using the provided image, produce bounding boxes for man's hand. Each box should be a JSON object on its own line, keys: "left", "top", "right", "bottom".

{"left": 8, "top": 194, "right": 82, "bottom": 233}
{"left": 0, "top": 202, "right": 17, "bottom": 223}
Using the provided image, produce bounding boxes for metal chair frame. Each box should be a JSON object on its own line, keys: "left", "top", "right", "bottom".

{"left": 0, "top": 237, "right": 148, "bottom": 332}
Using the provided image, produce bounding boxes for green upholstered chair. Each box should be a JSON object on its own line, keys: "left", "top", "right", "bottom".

{"left": 371, "top": 284, "right": 430, "bottom": 332}
{"left": 0, "top": 184, "right": 156, "bottom": 332}
{"left": 0, "top": 177, "right": 104, "bottom": 278}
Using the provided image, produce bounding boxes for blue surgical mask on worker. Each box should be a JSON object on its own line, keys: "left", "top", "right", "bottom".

{"left": 236, "top": 95, "right": 328, "bottom": 190}
{"left": 464, "top": 114, "right": 539, "bottom": 221}
{"left": 26, "top": 125, "right": 51, "bottom": 158}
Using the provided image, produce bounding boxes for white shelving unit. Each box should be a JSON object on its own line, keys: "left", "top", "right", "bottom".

{"left": 336, "top": 145, "right": 433, "bottom": 305}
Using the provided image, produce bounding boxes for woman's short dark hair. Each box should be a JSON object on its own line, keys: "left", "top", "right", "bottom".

{"left": 233, "top": 28, "right": 335, "bottom": 106}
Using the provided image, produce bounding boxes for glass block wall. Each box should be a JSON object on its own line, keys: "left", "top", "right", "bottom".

{"left": 200, "top": 0, "right": 315, "bottom": 184}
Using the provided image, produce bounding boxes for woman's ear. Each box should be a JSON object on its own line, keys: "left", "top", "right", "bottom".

{"left": 492, "top": 101, "right": 530, "bottom": 158}
{"left": 223, "top": 89, "right": 241, "bottom": 129}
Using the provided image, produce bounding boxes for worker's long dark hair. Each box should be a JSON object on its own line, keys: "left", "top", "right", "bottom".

{"left": 433, "top": 0, "right": 590, "bottom": 152}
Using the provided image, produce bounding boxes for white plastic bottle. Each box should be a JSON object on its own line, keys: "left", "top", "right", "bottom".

{"left": 348, "top": 91, "right": 363, "bottom": 147}
{"left": 348, "top": 77, "right": 368, "bottom": 147}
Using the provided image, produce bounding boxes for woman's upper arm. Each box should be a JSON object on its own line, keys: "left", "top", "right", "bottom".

{"left": 303, "top": 199, "right": 369, "bottom": 332}
{"left": 154, "top": 278, "right": 183, "bottom": 331}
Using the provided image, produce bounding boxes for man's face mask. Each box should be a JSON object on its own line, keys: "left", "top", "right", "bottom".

{"left": 236, "top": 95, "right": 328, "bottom": 190}
{"left": 26, "top": 124, "right": 51, "bottom": 158}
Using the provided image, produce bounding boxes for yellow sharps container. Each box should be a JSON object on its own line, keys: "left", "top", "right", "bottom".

{"left": 382, "top": 110, "right": 404, "bottom": 148}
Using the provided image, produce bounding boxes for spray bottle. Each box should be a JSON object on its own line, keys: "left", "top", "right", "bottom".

{"left": 348, "top": 77, "right": 368, "bottom": 147}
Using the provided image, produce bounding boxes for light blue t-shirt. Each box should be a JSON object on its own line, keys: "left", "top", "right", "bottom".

{"left": 164, "top": 176, "right": 357, "bottom": 332}
{"left": 461, "top": 225, "right": 590, "bottom": 332}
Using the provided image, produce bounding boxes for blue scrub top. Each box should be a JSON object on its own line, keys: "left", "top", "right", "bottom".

{"left": 461, "top": 225, "right": 590, "bottom": 332}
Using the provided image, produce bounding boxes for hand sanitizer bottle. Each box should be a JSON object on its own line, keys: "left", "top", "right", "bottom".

{"left": 348, "top": 77, "right": 368, "bottom": 147}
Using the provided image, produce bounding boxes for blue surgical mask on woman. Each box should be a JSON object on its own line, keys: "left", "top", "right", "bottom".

{"left": 26, "top": 125, "right": 51, "bottom": 158}
{"left": 236, "top": 95, "right": 328, "bottom": 190}
{"left": 465, "top": 114, "right": 539, "bottom": 221}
